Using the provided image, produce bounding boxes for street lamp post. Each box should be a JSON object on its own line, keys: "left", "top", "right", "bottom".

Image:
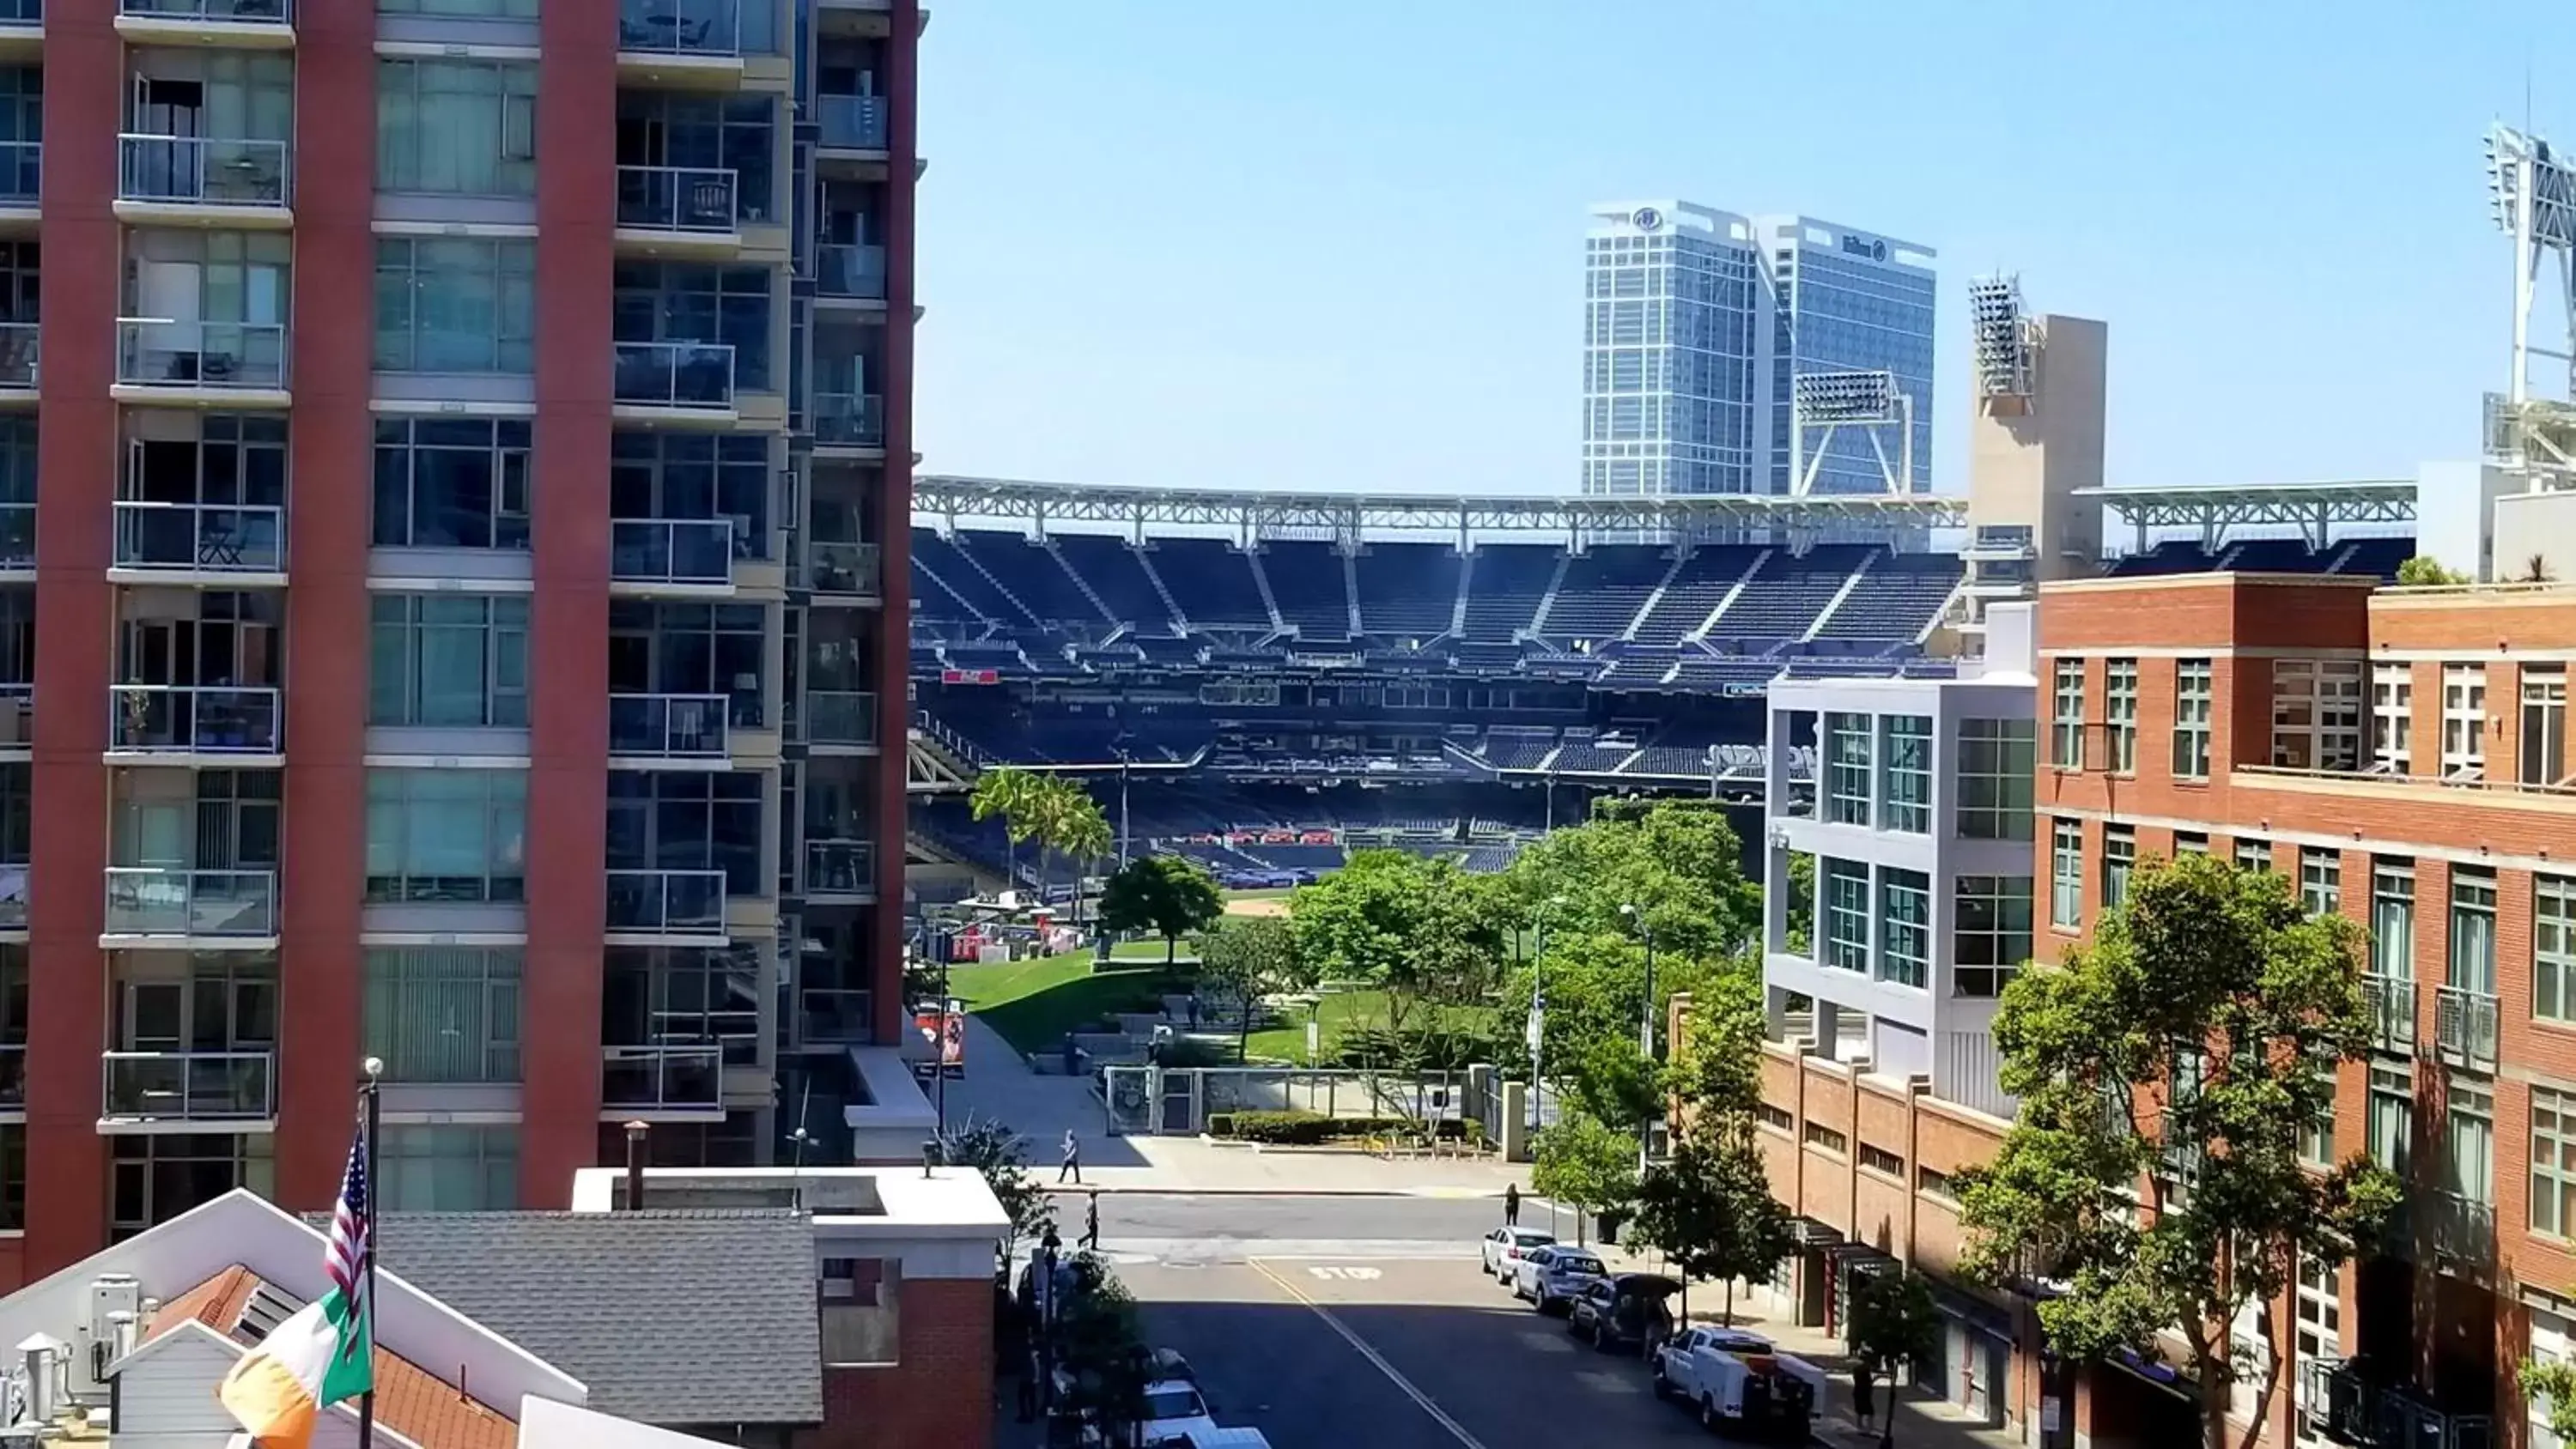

{"left": 1622, "top": 903, "right": 1658, "bottom": 1165}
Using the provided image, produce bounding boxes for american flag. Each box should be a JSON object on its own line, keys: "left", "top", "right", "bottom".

{"left": 325, "top": 1131, "right": 369, "bottom": 1309}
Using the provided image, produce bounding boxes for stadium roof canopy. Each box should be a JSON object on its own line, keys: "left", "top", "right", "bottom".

{"left": 912, "top": 474, "right": 1968, "bottom": 538}
{"left": 2075, "top": 479, "right": 2416, "bottom": 548}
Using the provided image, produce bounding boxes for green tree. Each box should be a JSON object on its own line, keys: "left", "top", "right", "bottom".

{"left": 1290, "top": 850, "right": 1509, "bottom": 1029}
{"left": 1051, "top": 1253, "right": 1151, "bottom": 1441}
{"left": 1783, "top": 850, "right": 1815, "bottom": 955}
{"left": 1845, "top": 1270, "right": 1944, "bottom": 1446}
{"left": 1952, "top": 853, "right": 2401, "bottom": 1449}
{"left": 2521, "top": 1360, "right": 2576, "bottom": 1444}
{"left": 1030, "top": 775, "right": 1112, "bottom": 914}
{"left": 1097, "top": 856, "right": 1224, "bottom": 964}
{"left": 1194, "top": 914, "right": 1308, "bottom": 1058}
{"left": 1629, "top": 1119, "right": 1794, "bottom": 1325}
{"left": 969, "top": 767, "right": 1045, "bottom": 888}
{"left": 939, "top": 1115, "right": 1054, "bottom": 1265}
{"left": 1531, "top": 1107, "right": 1638, "bottom": 1247}
{"left": 1503, "top": 798, "right": 1761, "bottom": 962}
{"left": 2395, "top": 555, "right": 2471, "bottom": 585}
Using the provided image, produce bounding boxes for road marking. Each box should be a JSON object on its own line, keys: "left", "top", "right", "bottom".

{"left": 1248, "top": 1258, "right": 1491, "bottom": 1449}
{"left": 1304, "top": 1265, "right": 1382, "bottom": 1281}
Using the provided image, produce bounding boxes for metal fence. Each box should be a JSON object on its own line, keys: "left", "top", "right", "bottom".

{"left": 1100, "top": 1065, "right": 1480, "bottom": 1136}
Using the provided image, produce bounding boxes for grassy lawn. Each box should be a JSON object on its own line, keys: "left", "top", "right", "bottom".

{"left": 947, "top": 949, "right": 1193, "bottom": 1058}
{"left": 1242, "top": 988, "right": 1392, "bottom": 1064}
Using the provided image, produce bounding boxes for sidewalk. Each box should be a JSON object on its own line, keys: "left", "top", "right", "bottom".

{"left": 941, "top": 1011, "right": 1528, "bottom": 1197}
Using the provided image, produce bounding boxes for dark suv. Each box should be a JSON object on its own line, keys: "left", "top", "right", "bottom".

{"left": 1567, "top": 1272, "right": 1679, "bottom": 1355}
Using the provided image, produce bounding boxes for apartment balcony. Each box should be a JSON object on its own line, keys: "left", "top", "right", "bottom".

{"left": 803, "top": 541, "right": 881, "bottom": 603}
{"left": 0, "top": 3, "right": 38, "bottom": 64}
{"left": 814, "top": 94, "right": 890, "bottom": 167}
{"left": 798, "top": 988, "right": 873, "bottom": 1048}
{"left": 803, "top": 839, "right": 875, "bottom": 902}
{"left": 616, "top": 0, "right": 746, "bottom": 88}
{"left": 117, "top": 0, "right": 294, "bottom": 49}
{"left": 812, "top": 392, "right": 884, "bottom": 452}
{"left": 607, "top": 692, "right": 729, "bottom": 766}
{"left": 0, "top": 321, "right": 35, "bottom": 405}
{"left": 605, "top": 867, "right": 729, "bottom": 944}
{"left": 815, "top": 244, "right": 887, "bottom": 305}
{"left": 600, "top": 1043, "right": 723, "bottom": 1119}
{"left": 115, "top": 320, "right": 289, "bottom": 408}
{"left": 612, "top": 340, "right": 735, "bottom": 424}
{"left": 803, "top": 690, "right": 878, "bottom": 753}
{"left": 2359, "top": 973, "right": 2415, "bottom": 1055}
{"left": 2434, "top": 985, "right": 2499, "bottom": 1072}
{"left": 2304, "top": 1359, "right": 2495, "bottom": 1449}
{"left": 611, "top": 517, "right": 737, "bottom": 596}
{"left": 2431, "top": 1190, "right": 2496, "bottom": 1266}
{"left": 101, "top": 867, "right": 279, "bottom": 949}
{"left": 0, "top": 684, "right": 29, "bottom": 761}
{"left": 108, "top": 684, "right": 283, "bottom": 763}
{"left": 0, "top": 141, "right": 33, "bottom": 233}
{"left": 0, "top": 501, "right": 31, "bottom": 580}
{"left": 0, "top": 1042, "right": 20, "bottom": 1108}
{"left": 117, "top": 136, "right": 292, "bottom": 228}
{"left": 111, "top": 502, "right": 287, "bottom": 586}
{"left": 100, "top": 1049, "right": 276, "bottom": 1131}
{"left": 614, "top": 166, "right": 741, "bottom": 258}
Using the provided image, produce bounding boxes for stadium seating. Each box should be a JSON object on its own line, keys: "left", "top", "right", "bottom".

{"left": 1053, "top": 532, "right": 1177, "bottom": 630}
{"left": 1539, "top": 544, "right": 1669, "bottom": 640}
{"left": 1814, "top": 552, "right": 1961, "bottom": 640}
{"left": 2224, "top": 538, "right": 2330, "bottom": 573}
{"left": 1260, "top": 541, "right": 1353, "bottom": 637}
{"left": 2332, "top": 537, "right": 2415, "bottom": 579}
{"left": 2105, "top": 540, "right": 2222, "bottom": 576}
{"left": 1150, "top": 537, "right": 1276, "bottom": 631}
{"left": 1353, "top": 543, "right": 1463, "bottom": 638}
{"left": 1458, "top": 543, "right": 1562, "bottom": 640}
{"left": 914, "top": 530, "right": 1031, "bottom": 625}
{"left": 1707, "top": 544, "right": 1873, "bottom": 640}
{"left": 1631, "top": 544, "right": 1765, "bottom": 644}
{"left": 956, "top": 530, "right": 1108, "bottom": 627}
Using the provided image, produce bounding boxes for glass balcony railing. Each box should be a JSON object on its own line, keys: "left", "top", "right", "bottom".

{"left": 118, "top": 135, "right": 290, "bottom": 209}
{"left": 799, "top": 988, "right": 872, "bottom": 1046}
{"left": 0, "top": 504, "right": 30, "bottom": 568}
{"left": 804, "top": 689, "right": 878, "bottom": 748}
{"left": 617, "top": 0, "right": 738, "bottom": 57}
{"left": 0, "top": 141, "right": 33, "bottom": 206}
{"left": 0, "top": 1043, "right": 20, "bottom": 1106}
{"left": 616, "top": 165, "right": 738, "bottom": 233}
{"left": 601, "top": 1043, "right": 722, "bottom": 1111}
{"left": 120, "top": 0, "right": 291, "bottom": 20}
{"left": 2360, "top": 973, "right": 2415, "bottom": 1053}
{"left": 0, "top": 683, "right": 29, "bottom": 750}
{"left": 614, "top": 340, "right": 734, "bottom": 409}
{"left": 2434, "top": 985, "right": 2499, "bottom": 1070}
{"left": 102, "top": 1049, "right": 275, "bottom": 1122}
{"left": 605, "top": 868, "right": 727, "bottom": 934}
{"left": 609, "top": 692, "right": 729, "bottom": 759}
{"left": 611, "top": 518, "right": 735, "bottom": 587}
{"left": 113, "top": 501, "right": 285, "bottom": 574}
{"left": 118, "top": 319, "right": 288, "bottom": 392}
{"left": 816, "top": 94, "right": 889, "bottom": 150}
{"left": 0, "top": 2, "right": 35, "bottom": 27}
{"left": 805, "top": 540, "right": 880, "bottom": 597}
{"left": 111, "top": 684, "right": 282, "bottom": 754}
{"left": 103, "top": 867, "right": 278, "bottom": 939}
{"left": 0, "top": 320, "right": 35, "bottom": 390}
{"left": 804, "top": 839, "right": 874, "bottom": 896}
{"left": 813, "top": 391, "right": 884, "bottom": 446}
{"left": 816, "top": 243, "right": 887, "bottom": 300}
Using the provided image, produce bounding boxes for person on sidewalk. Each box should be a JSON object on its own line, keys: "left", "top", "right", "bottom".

{"left": 1059, "top": 1128, "right": 1082, "bottom": 1183}
{"left": 1504, "top": 1182, "right": 1521, "bottom": 1227}
{"left": 1853, "top": 1355, "right": 1877, "bottom": 1434}
{"left": 1082, "top": 1189, "right": 1102, "bottom": 1252}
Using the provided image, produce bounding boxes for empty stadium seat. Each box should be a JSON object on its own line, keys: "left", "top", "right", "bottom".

{"left": 1814, "top": 552, "right": 1961, "bottom": 640}
{"left": 1149, "top": 537, "right": 1275, "bottom": 630}
{"left": 1353, "top": 543, "right": 1463, "bottom": 637}
{"left": 1539, "top": 544, "right": 1669, "bottom": 640}
{"left": 953, "top": 530, "right": 1106, "bottom": 629}
{"left": 1260, "top": 541, "right": 1352, "bottom": 637}
{"left": 1458, "top": 543, "right": 1562, "bottom": 640}
{"left": 1706, "top": 544, "right": 1872, "bottom": 640}
{"left": 1631, "top": 545, "right": 1765, "bottom": 644}
{"left": 1054, "top": 533, "right": 1177, "bottom": 630}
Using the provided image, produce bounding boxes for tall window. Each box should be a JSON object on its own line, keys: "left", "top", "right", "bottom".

{"left": 605, "top": 946, "right": 762, "bottom": 1064}
{"left": 1823, "top": 859, "right": 1870, "bottom": 972}
{"left": 1955, "top": 718, "right": 2035, "bottom": 840}
{"left": 2527, "top": 666, "right": 2568, "bottom": 788}
{"left": 374, "top": 238, "right": 537, "bottom": 374}
{"left": 1953, "top": 876, "right": 2032, "bottom": 997}
{"left": 2540, "top": 876, "right": 2576, "bottom": 1026}
{"left": 0, "top": 1122, "right": 17, "bottom": 1232}
{"left": 2300, "top": 848, "right": 2342, "bottom": 917}
{"left": 2537, "top": 1088, "right": 2576, "bottom": 1240}
{"left": 364, "top": 769, "right": 528, "bottom": 903}
{"left": 363, "top": 947, "right": 520, "bottom": 1082}
{"left": 2299, "top": 1057, "right": 2336, "bottom": 1167}
{"left": 2104, "top": 658, "right": 2138, "bottom": 773}
{"left": 2371, "top": 860, "right": 2415, "bottom": 982}
{"left": 378, "top": 1125, "right": 519, "bottom": 1211}
{"left": 2442, "top": 664, "right": 2487, "bottom": 780}
{"left": 613, "top": 261, "right": 775, "bottom": 390}
{"left": 607, "top": 772, "right": 765, "bottom": 895}
{"left": 372, "top": 417, "right": 532, "bottom": 550}
{"left": 1825, "top": 712, "right": 1872, "bottom": 825}
{"left": 368, "top": 595, "right": 529, "bottom": 727}
{"left": 2272, "top": 659, "right": 2364, "bottom": 772}
{"left": 380, "top": 0, "right": 540, "bottom": 14}
{"left": 2236, "top": 837, "right": 2272, "bottom": 873}
{"left": 2452, "top": 868, "right": 2498, "bottom": 995}
{"left": 2175, "top": 832, "right": 2208, "bottom": 855}
{"left": 2050, "top": 820, "right": 2082, "bottom": 930}
{"left": 2371, "top": 664, "right": 2413, "bottom": 773}
{"left": 2102, "top": 825, "right": 2135, "bottom": 912}
{"left": 376, "top": 59, "right": 538, "bottom": 196}
{"left": 2050, "top": 658, "right": 2085, "bottom": 767}
{"left": 1877, "top": 715, "right": 1930, "bottom": 834}
{"left": 1880, "top": 868, "right": 1929, "bottom": 988}
{"left": 2448, "top": 1078, "right": 2495, "bottom": 1210}
{"left": 2172, "top": 658, "right": 2214, "bottom": 779}
{"left": 2366, "top": 1062, "right": 2411, "bottom": 1176}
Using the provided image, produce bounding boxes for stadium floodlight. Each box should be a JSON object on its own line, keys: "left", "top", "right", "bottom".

{"left": 1789, "top": 370, "right": 1913, "bottom": 497}
{"left": 2483, "top": 122, "right": 2576, "bottom": 490}
{"left": 1792, "top": 369, "right": 1900, "bottom": 423}
{"left": 1967, "top": 275, "right": 2034, "bottom": 400}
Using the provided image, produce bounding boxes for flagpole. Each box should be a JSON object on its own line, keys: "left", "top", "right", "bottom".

{"left": 357, "top": 1056, "right": 382, "bottom": 1449}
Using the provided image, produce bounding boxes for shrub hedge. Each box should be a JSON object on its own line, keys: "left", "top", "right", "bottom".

{"left": 1209, "top": 1109, "right": 1469, "bottom": 1145}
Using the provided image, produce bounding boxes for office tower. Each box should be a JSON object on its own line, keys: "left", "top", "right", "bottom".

{"left": 1583, "top": 201, "right": 1935, "bottom": 499}
{"left": 4, "top": 0, "right": 916, "bottom": 1283}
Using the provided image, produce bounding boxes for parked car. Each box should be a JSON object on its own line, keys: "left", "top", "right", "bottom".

{"left": 1566, "top": 1272, "right": 1680, "bottom": 1355}
{"left": 1145, "top": 1347, "right": 1197, "bottom": 1385}
{"left": 1479, "top": 1227, "right": 1555, "bottom": 1282}
{"left": 1510, "top": 1244, "right": 1606, "bottom": 1313}
{"left": 1086, "top": 1378, "right": 1219, "bottom": 1447}
{"left": 1651, "top": 1325, "right": 1823, "bottom": 1441}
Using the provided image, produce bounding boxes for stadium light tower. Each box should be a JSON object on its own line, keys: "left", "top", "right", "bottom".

{"left": 1967, "top": 274, "right": 2036, "bottom": 415}
{"left": 2485, "top": 122, "right": 2576, "bottom": 488}
{"left": 1789, "top": 369, "right": 1914, "bottom": 497}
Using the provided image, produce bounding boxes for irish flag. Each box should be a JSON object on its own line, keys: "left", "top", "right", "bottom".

{"left": 219, "top": 1130, "right": 374, "bottom": 1447}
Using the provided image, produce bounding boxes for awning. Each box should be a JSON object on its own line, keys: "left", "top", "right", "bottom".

{"left": 1788, "top": 1216, "right": 1844, "bottom": 1247}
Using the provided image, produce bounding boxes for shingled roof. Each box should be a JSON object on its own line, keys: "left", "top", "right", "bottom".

{"left": 363, "top": 1210, "right": 824, "bottom": 1428}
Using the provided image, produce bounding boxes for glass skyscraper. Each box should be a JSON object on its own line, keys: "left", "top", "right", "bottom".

{"left": 1583, "top": 201, "right": 1936, "bottom": 499}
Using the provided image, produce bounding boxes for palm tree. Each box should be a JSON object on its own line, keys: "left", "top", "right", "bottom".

{"left": 969, "top": 767, "right": 1042, "bottom": 891}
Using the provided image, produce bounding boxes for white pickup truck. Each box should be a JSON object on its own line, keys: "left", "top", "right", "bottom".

{"left": 1650, "top": 1325, "right": 1825, "bottom": 1442}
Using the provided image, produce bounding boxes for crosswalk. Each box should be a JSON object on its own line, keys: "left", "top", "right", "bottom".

{"left": 1103, "top": 1237, "right": 1479, "bottom": 1266}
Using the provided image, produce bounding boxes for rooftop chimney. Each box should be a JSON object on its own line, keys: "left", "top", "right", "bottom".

{"left": 622, "top": 1120, "right": 649, "bottom": 1210}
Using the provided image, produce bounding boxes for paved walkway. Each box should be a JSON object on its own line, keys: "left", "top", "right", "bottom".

{"left": 944, "top": 1011, "right": 1528, "bottom": 1197}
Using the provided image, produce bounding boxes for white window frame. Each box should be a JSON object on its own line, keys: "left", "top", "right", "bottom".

{"left": 2526, "top": 664, "right": 2568, "bottom": 788}
{"left": 2272, "top": 658, "right": 2363, "bottom": 773}
{"left": 2050, "top": 820, "right": 2082, "bottom": 929}
{"left": 2172, "top": 658, "right": 2213, "bottom": 779}
{"left": 2051, "top": 658, "right": 2086, "bottom": 768}
{"left": 2104, "top": 658, "right": 2138, "bottom": 773}
{"left": 2442, "top": 664, "right": 2487, "bottom": 781}
{"left": 2371, "top": 663, "right": 2412, "bottom": 774}
{"left": 2300, "top": 848, "right": 2341, "bottom": 917}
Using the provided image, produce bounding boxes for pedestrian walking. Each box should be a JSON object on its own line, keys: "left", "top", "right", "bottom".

{"left": 1082, "top": 1189, "right": 1102, "bottom": 1252}
{"left": 1188, "top": 993, "right": 1202, "bottom": 1031}
{"left": 1854, "top": 1355, "right": 1878, "bottom": 1433}
{"left": 1504, "top": 1181, "right": 1521, "bottom": 1227}
{"left": 1059, "top": 1128, "right": 1082, "bottom": 1183}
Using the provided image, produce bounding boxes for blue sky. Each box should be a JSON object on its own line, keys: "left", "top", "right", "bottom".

{"left": 914, "top": 2, "right": 2547, "bottom": 497}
